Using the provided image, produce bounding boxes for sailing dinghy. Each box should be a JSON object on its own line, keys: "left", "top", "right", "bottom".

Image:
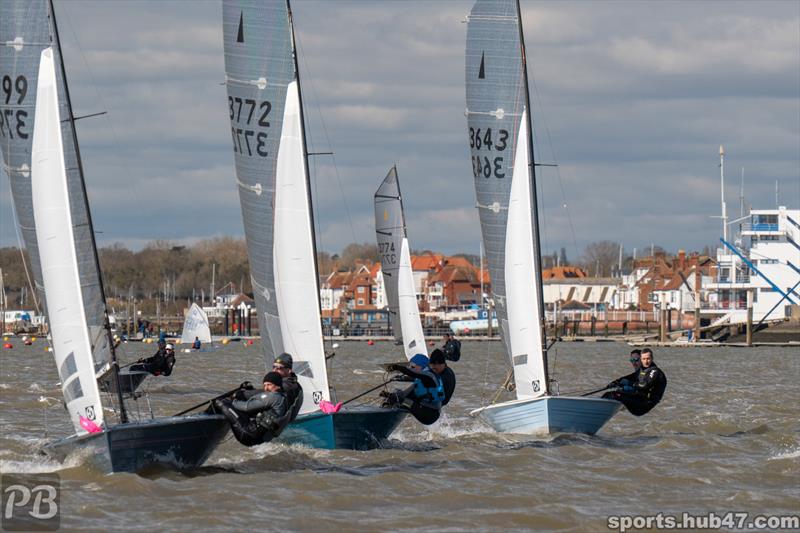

{"left": 374, "top": 166, "right": 428, "bottom": 360}
{"left": 465, "top": 0, "right": 621, "bottom": 435}
{"left": 222, "top": 0, "right": 406, "bottom": 449}
{"left": 180, "top": 302, "right": 212, "bottom": 349}
{"left": 2, "top": 0, "right": 229, "bottom": 472}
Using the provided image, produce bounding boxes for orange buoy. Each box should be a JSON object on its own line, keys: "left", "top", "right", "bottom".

{"left": 3, "top": 343, "right": 12, "bottom": 349}
{"left": 247, "top": 339, "right": 254, "bottom": 345}
{"left": 367, "top": 340, "right": 374, "bottom": 346}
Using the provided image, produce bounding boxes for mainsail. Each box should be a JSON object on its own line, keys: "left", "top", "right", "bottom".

{"left": 32, "top": 47, "right": 105, "bottom": 433}
{"left": 180, "top": 303, "right": 212, "bottom": 344}
{"left": 466, "top": 0, "right": 548, "bottom": 399}
{"left": 223, "top": 0, "right": 329, "bottom": 414}
{"left": 374, "top": 167, "right": 425, "bottom": 359}
{"left": 0, "top": 0, "right": 111, "bottom": 377}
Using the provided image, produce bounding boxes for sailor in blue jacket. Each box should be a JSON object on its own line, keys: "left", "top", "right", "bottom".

{"left": 382, "top": 354, "right": 445, "bottom": 425}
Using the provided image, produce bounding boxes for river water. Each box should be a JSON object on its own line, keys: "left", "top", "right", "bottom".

{"left": 0, "top": 340, "right": 797, "bottom": 531}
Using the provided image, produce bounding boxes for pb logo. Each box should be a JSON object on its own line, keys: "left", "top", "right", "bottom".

{"left": 312, "top": 391, "right": 322, "bottom": 404}
{"left": 532, "top": 380, "right": 540, "bottom": 392}
{"left": 85, "top": 405, "right": 95, "bottom": 420}
{"left": 1, "top": 474, "right": 60, "bottom": 531}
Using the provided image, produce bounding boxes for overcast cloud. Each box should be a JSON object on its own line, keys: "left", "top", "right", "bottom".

{"left": 1, "top": 0, "right": 798, "bottom": 260}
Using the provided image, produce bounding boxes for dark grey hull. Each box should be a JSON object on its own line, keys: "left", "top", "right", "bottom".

{"left": 276, "top": 406, "right": 407, "bottom": 450}
{"left": 42, "top": 415, "right": 229, "bottom": 473}
{"left": 98, "top": 369, "right": 149, "bottom": 395}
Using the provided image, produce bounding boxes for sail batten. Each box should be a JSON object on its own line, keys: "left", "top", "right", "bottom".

{"left": 466, "top": 0, "right": 546, "bottom": 399}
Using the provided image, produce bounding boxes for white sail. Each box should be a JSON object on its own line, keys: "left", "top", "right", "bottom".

{"left": 504, "top": 111, "right": 546, "bottom": 399}
{"left": 31, "top": 48, "right": 105, "bottom": 433}
{"left": 397, "top": 238, "right": 427, "bottom": 360}
{"left": 273, "top": 80, "right": 330, "bottom": 414}
{"left": 180, "top": 303, "right": 212, "bottom": 344}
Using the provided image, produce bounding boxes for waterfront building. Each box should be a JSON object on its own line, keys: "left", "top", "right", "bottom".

{"left": 704, "top": 206, "right": 800, "bottom": 323}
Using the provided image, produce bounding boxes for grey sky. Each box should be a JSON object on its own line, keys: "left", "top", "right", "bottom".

{"left": 1, "top": 0, "right": 798, "bottom": 261}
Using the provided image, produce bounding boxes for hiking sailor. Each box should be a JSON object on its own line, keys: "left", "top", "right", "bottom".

{"left": 130, "top": 343, "right": 176, "bottom": 376}
{"left": 213, "top": 372, "right": 290, "bottom": 446}
{"left": 382, "top": 354, "right": 445, "bottom": 425}
{"left": 428, "top": 349, "right": 456, "bottom": 406}
{"left": 603, "top": 348, "right": 667, "bottom": 416}
{"left": 271, "top": 353, "right": 304, "bottom": 422}
{"left": 441, "top": 333, "right": 462, "bottom": 362}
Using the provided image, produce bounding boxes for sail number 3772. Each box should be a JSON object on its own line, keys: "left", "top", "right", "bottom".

{"left": 229, "top": 96, "right": 271, "bottom": 157}
{"left": 469, "top": 127, "right": 507, "bottom": 179}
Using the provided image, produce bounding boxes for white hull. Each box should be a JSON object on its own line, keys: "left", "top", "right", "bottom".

{"left": 470, "top": 396, "right": 622, "bottom": 435}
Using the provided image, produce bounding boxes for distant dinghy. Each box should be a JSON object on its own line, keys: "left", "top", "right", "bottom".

{"left": 221, "top": 0, "right": 406, "bottom": 449}
{"left": 464, "top": 0, "right": 621, "bottom": 435}
{"left": 374, "top": 166, "right": 427, "bottom": 360}
{"left": 181, "top": 303, "right": 212, "bottom": 346}
{"left": 7, "top": 0, "right": 229, "bottom": 472}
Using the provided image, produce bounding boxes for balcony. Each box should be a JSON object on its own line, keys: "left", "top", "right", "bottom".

{"left": 742, "top": 223, "right": 780, "bottom": 233}
{"left": 717, "top": 273, "right": 750, "bottom": 284}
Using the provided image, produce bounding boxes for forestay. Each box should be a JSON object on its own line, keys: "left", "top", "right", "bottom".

{"left": 32, "top": 48, "right": 105, "bottom": 433}
{"left": 0, "top": 0, "right": 111, "bottom": 377}
{"left": 223, "top": 0, "right": 329, "bottom": 414}
{"left": 180, "top": 303, "right": 212, "bottom": 344}
{"left": 466, "top": 0, "right": 547, "bottom": 399}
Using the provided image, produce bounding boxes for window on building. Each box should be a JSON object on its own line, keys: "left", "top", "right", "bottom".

{"left": 357, "top": 298, "right": 364, "bottom": 305}
{"left": 357, "top": 286, "right": 365, "bottom": 293}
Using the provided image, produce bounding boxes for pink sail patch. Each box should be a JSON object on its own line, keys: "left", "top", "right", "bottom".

{"left": 319, "top": 400, "right": 342, "bottom": 414}
{"left": 79, "top": 416, "right": 102, "bottom": 433}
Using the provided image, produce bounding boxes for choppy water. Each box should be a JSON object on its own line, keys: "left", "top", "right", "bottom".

{"left": 1, "top": 339, "right": 797, "bottom": 531}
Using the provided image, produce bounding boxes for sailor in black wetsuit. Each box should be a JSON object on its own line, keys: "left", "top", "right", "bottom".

{"left": 213, "top": 371, "right": 289, "bottom": 447}
{"left": 382, "top": 354, "right": 445, "bottom": 425}
{"left": 130, "top": 343, "right": 176, "bottom": 376}
{"left": 603, "top": 348, "right": 667, "bottom": 416}
{"left": 271, "top": 353, "right": 304, "bottom": 422}
{"left": 606, "top": 349, "right": 641, "bottom": 390}
{"left": 441, "top": 333, "right": 462, "bottom": 362}
{"left": 428, "top": 349, "right": 456, "bottom": 406}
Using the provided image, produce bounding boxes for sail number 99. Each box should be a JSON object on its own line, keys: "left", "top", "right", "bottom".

{"left": 469, "top": 127, "right": 507, "bottom": 178}
{"left": 229, "top": 96, "right": 271, "bottom": 157}
{"left": 0, "top": 75, "right": 29, "bottom": 140}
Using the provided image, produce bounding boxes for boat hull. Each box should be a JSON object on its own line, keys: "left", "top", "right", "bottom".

{"left": 470, "top": 396, "right": 621, "bottom": 435}
{"left": 276, "top": 406, "right": 407, "bottom": 450}
{"left": 42, "top": 414, "right": 229, "bottom": 473}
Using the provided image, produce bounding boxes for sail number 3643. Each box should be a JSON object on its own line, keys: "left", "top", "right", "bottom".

{"left": 469, "top": 127, "right": 507, "bottom": 179}
{"left": 229, "top": 96, "right": 271, "bottom": 157}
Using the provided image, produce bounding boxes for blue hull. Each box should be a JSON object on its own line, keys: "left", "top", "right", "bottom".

{"left": 276, "top": 406, "right": 407, "bottom": 450}
{"left": 471, "top": 396, "right": 622, "bottom": 435}
{"left": 42, "top": 414, "right": 229, "bottom": 473}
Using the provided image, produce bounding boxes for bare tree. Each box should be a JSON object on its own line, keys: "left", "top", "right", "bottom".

{"left": 580, "top": 241, "right": 621, "bottom": 277}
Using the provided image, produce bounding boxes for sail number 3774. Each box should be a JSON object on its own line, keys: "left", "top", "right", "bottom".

{"left": 229, "top": 96, "right": 271, "bottom": 157}
{"left": 469, "top": 127, "right": 507, "bottom": 179}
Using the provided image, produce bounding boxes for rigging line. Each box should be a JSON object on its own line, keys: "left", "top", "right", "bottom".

{"left": 526, "top": 54, "right": 580, "bottom": 264}
{"left": 293, "top": 23, "right": 358, "bottom": 244}
{"left": 59, "top": 5, "right": 147, "bottom": 233}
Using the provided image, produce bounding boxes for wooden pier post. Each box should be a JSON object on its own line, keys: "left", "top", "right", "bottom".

{"left": 659, "top": 301, "right": 667, "bottom": 342}
{"left": 746, "top": 289, "right": 753, "bottom": 347}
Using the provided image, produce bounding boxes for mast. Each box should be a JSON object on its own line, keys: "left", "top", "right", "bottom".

{"left": 286, "top": 0, "right": 326, "bottom": 351}
{"left": 515, "top": 0, "right": 549, "bottom": 393}
{"left": 719, "top": 145, "right": 727, "bottom": 242}
{"left": 48, "top": 0, "right": 128, "bottom": 423}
